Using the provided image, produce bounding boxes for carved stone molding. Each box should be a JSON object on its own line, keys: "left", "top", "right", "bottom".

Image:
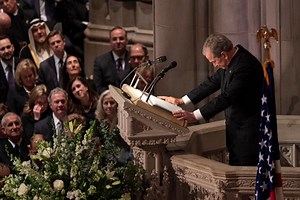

{"left": 144, "top": 167, "right": 170, "bottom": 200}
{"left": 126, "top": 106, "right": 188, "bottom": 136}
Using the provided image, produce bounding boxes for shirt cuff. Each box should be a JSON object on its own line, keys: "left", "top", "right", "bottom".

{"left": 182, "top": 95, "right": 191, "bottom": 105}
{"left": 193, "top": 109, "right": 203, "bottom": 120}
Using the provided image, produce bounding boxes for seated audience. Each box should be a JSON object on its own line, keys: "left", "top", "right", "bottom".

{"left": 1, "top": 0, "right": 31, "bottom": 55}
{"left": 38, "top": 29, "right": 67, "bottom": 91}
{"left": 0, "top": 162, "right": 10, "bottom": 178}
{"left": 136, "top": 66, "right": 154, "bottom": 91}
{"left": 28, "top": 133, "right": 44, "bottom": 156}
{"left": 0, "top": 112, "right": 28, "bottom": 168}
{"left": 59, "top": 0, "right": 89, "bottom": 59}
{"left": 27, "top": 133, "right": 44, "bottom": 168}
{"left": 0, "top": 36, "right": 22, "bottom": 103}
{"left": 0, "top": 11, "right": 11, "bottom": 37}
{"left": 95, "top": 90, "right": 131, "bottom": 163}
{"left": 21, "top": 84, "right": 50, "bottom": 145}
{"left": 62, "top": 55, "right": 86, "bottom": 89}
{"left": 19, "top": 0, "right": 60, "bottom": 30}
{"left": 7, "top": 59, "right": 38, "bottom": 115}
{"left": 34, "top": 87, "right": 68, "bottom": 142}
{"left": 128, "top": 43, "right": 154, "bottom": 91}
{"left": 95, "top": 90, "right": 118, "bottom": 127}
{"left": 0, "top": 162, "right": 10, "bottom": 188}
{"left": 67, "top": 76, "right": 98, "bottom": 126}
{"left": 0, "top": 103, "right": 8, "bottom": 138}
{"left": 19, "top": 18, "right": 53, "bottom": 68}
{"left": 129, "top": 43, "right": 149, "bottom": 69}
{"left": 93, "top": 26, "right": 133, "bottom": 94}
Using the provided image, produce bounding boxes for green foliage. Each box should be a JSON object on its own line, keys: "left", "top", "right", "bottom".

{"left": 0, "top": 121, "right": 145, "bottom": 200}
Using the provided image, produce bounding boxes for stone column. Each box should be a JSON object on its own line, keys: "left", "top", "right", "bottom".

{"left": 85, "top": 0, "right": 153, "bottom": 76}
{"left": 153, "top": 0, "right": 209, "bottom": 101}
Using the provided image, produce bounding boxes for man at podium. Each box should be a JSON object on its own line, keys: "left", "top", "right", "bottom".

{"left": 160, "top": 33, "right": 263, "bottom": 166}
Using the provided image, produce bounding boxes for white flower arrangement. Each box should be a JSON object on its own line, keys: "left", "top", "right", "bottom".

{"left": 0, "top": 120, "right": 145, "bottom": 200}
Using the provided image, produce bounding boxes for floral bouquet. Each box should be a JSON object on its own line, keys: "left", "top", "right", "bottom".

{"left": 0, "top": 120, "right": 145, "bottom": 200}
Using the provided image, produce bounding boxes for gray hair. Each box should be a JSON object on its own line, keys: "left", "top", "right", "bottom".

{"left": 202, "top": 33, "right": 233, "bottom": 57}
{"left": 48, "top": 87, "right": 68, "bottom": 105}
{"left": 1, "top": 112, "right": 21, "bottom": 127}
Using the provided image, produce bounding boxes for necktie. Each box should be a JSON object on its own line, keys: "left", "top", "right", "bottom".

{"left": 57, "top": 121, "right": 63, "bottom": 137}
{"left": 7, "top": 64, "right": 15, "bottom": 88}
{"left": 58, "top": 60, "right": 64, "bottom": 87}
{"left": 116, "top": 58, "right": 123, "bottom": 71}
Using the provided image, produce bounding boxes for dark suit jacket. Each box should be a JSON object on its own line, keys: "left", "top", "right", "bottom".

{"left": 8, "top": 8, "right": 30, "bottom": 56}
{"left": 21, "top": 109, "right": 51, "bottom": 145}
{"left": 38, "top": 56, "right": 60, "bottom": 91}
{"left": 0, "top": 139, "right": 28, "bottom": 167}
{"left": 6, "top": 85, "right": 29, "bottom": 115}
{"left": 187, "top": 45, "right": 263, "bottom": 166}
{"left": 0, "top": 58, "right": 22, "bottom": 103}
{"left": 34, "top": 115, "right": 55, "bottom": 143}
{"left": 93, "top": 50, "right": 133, "bottom": 94}
{"left": 20, "top": 0, "right": 58, "bottom": 29}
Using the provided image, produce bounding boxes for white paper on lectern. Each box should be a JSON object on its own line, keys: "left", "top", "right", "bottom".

{"left": 122, "top": 84, "right": 182, "bottom": 112}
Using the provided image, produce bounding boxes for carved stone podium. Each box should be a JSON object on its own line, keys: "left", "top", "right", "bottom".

{"left": 109, "top": 85, "right": 189, "bottom": 179}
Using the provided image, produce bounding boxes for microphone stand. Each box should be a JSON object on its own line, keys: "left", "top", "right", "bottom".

{"left": 145, "top": 70, "right": 167, "bottom": 103}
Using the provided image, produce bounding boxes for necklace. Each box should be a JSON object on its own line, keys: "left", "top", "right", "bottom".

{"left": 82, "top": 103, "right": 92, "bottom": 113}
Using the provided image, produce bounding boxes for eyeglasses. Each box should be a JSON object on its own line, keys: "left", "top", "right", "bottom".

{"left": 130, "top": 56, "right": 144, "bottom": 61}
{"left": 0, "top": 44, "right": 13, "bottom": 51}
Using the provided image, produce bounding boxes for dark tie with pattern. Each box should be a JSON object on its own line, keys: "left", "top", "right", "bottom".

{"left": 116, "top": 58, "right": 123, "bottom": 71}
{"left": 59, "top": 60, "right": 64, "bottom": 87}
{"left": 57, "top": 121, "right": 63, "bottom": 137}
{"left": 7, "top": 64, "right": 15, "bottom": 89}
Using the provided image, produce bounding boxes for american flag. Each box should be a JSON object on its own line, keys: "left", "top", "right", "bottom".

{"left": 255, "top": 60, "right": 283, "bottom": 200}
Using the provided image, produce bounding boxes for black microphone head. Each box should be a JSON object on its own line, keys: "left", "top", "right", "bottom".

{"left": 169, "top": 61, "right": 177, "bottom": 69}
{"left": 158, "top": 56, "right": 167, "bottom": 62}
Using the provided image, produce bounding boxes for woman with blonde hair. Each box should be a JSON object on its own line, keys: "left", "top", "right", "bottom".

{"left": 21, "top": 84, "right": 51, "bottom": 145}
{"left": 95, "top": 90, "right": 131, "bottom": 164}
{"left": 95, "top": 90, "right": 118, "bottom": 127}
{"left": 6, "top": 59, "right": 38, "bottom": 115}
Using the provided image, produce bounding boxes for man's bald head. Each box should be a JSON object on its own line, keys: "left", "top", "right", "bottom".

{"left": 0, "top": 12, "right": 11, "bottom": 36}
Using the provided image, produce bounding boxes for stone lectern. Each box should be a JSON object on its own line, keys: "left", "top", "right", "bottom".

{"left": 109, "top": 84, "right": 189, "bottom": 178}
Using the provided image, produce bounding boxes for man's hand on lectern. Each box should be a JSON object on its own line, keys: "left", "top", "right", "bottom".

{"left": 172, "top": 110, "right": 197, "bottom": 123}
{"left": 158, "top": 96, "right": 183, "bottom": 105}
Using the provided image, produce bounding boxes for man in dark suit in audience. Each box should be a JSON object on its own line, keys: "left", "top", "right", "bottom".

{"left": 34, "top": 87, "right": 68, "bottom": 142}
{"left": 0, "top": 0, "right": 32, "bottom": 55}
{"left": 93, "top": 26, "right": 133, "bottom": 94}
{"left": 38, "top": 30, "right": 67, "bottom": 91}
{"left": 0, "top": 36, "right": 22, "bottom": 103}
{"left": 0, "top": 112, "right": 28, "bottom": 168}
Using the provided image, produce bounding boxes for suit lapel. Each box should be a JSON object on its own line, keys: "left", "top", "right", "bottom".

{"left": 47, "top": 115, "right": 56, "bottom": 141}
{"left": 0, "top": 62, "right": 7, "bottom": 83}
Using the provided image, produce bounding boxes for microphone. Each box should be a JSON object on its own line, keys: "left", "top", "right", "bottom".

{"left": 139, "top": 56, "right": 167, "bottom": 67}
{"left": 159, "top": 61, "right": 177, "bottom": 75}
{"left": 145, "top": 61, "right": 177, "bottom": 102}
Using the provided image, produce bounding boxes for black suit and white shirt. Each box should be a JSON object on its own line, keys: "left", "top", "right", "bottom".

{"left": 93, "top": 50, "right": 133, "bottom": 94}
{"left": 0, "top": 138, "right": 28, "bottom": 167}
{"left": 38, "top": 54, "right": 66, "bottom": 91}
{"left": 34, "top": 113, "right": 63, "bottom": 143}
{"left": 0, "top": 58, "right": 22, "bottom": 103}
{"left": 183, "top": 45, "right": 263, "bottom": 166}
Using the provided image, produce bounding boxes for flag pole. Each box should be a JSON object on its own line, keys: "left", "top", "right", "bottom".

{"left": 255, "top": 25, "right": 283, "bottom": 200}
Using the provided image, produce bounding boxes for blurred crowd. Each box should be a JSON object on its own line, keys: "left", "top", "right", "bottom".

{"left": 0, "top": 0, "right": 154, "bottom": 184}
